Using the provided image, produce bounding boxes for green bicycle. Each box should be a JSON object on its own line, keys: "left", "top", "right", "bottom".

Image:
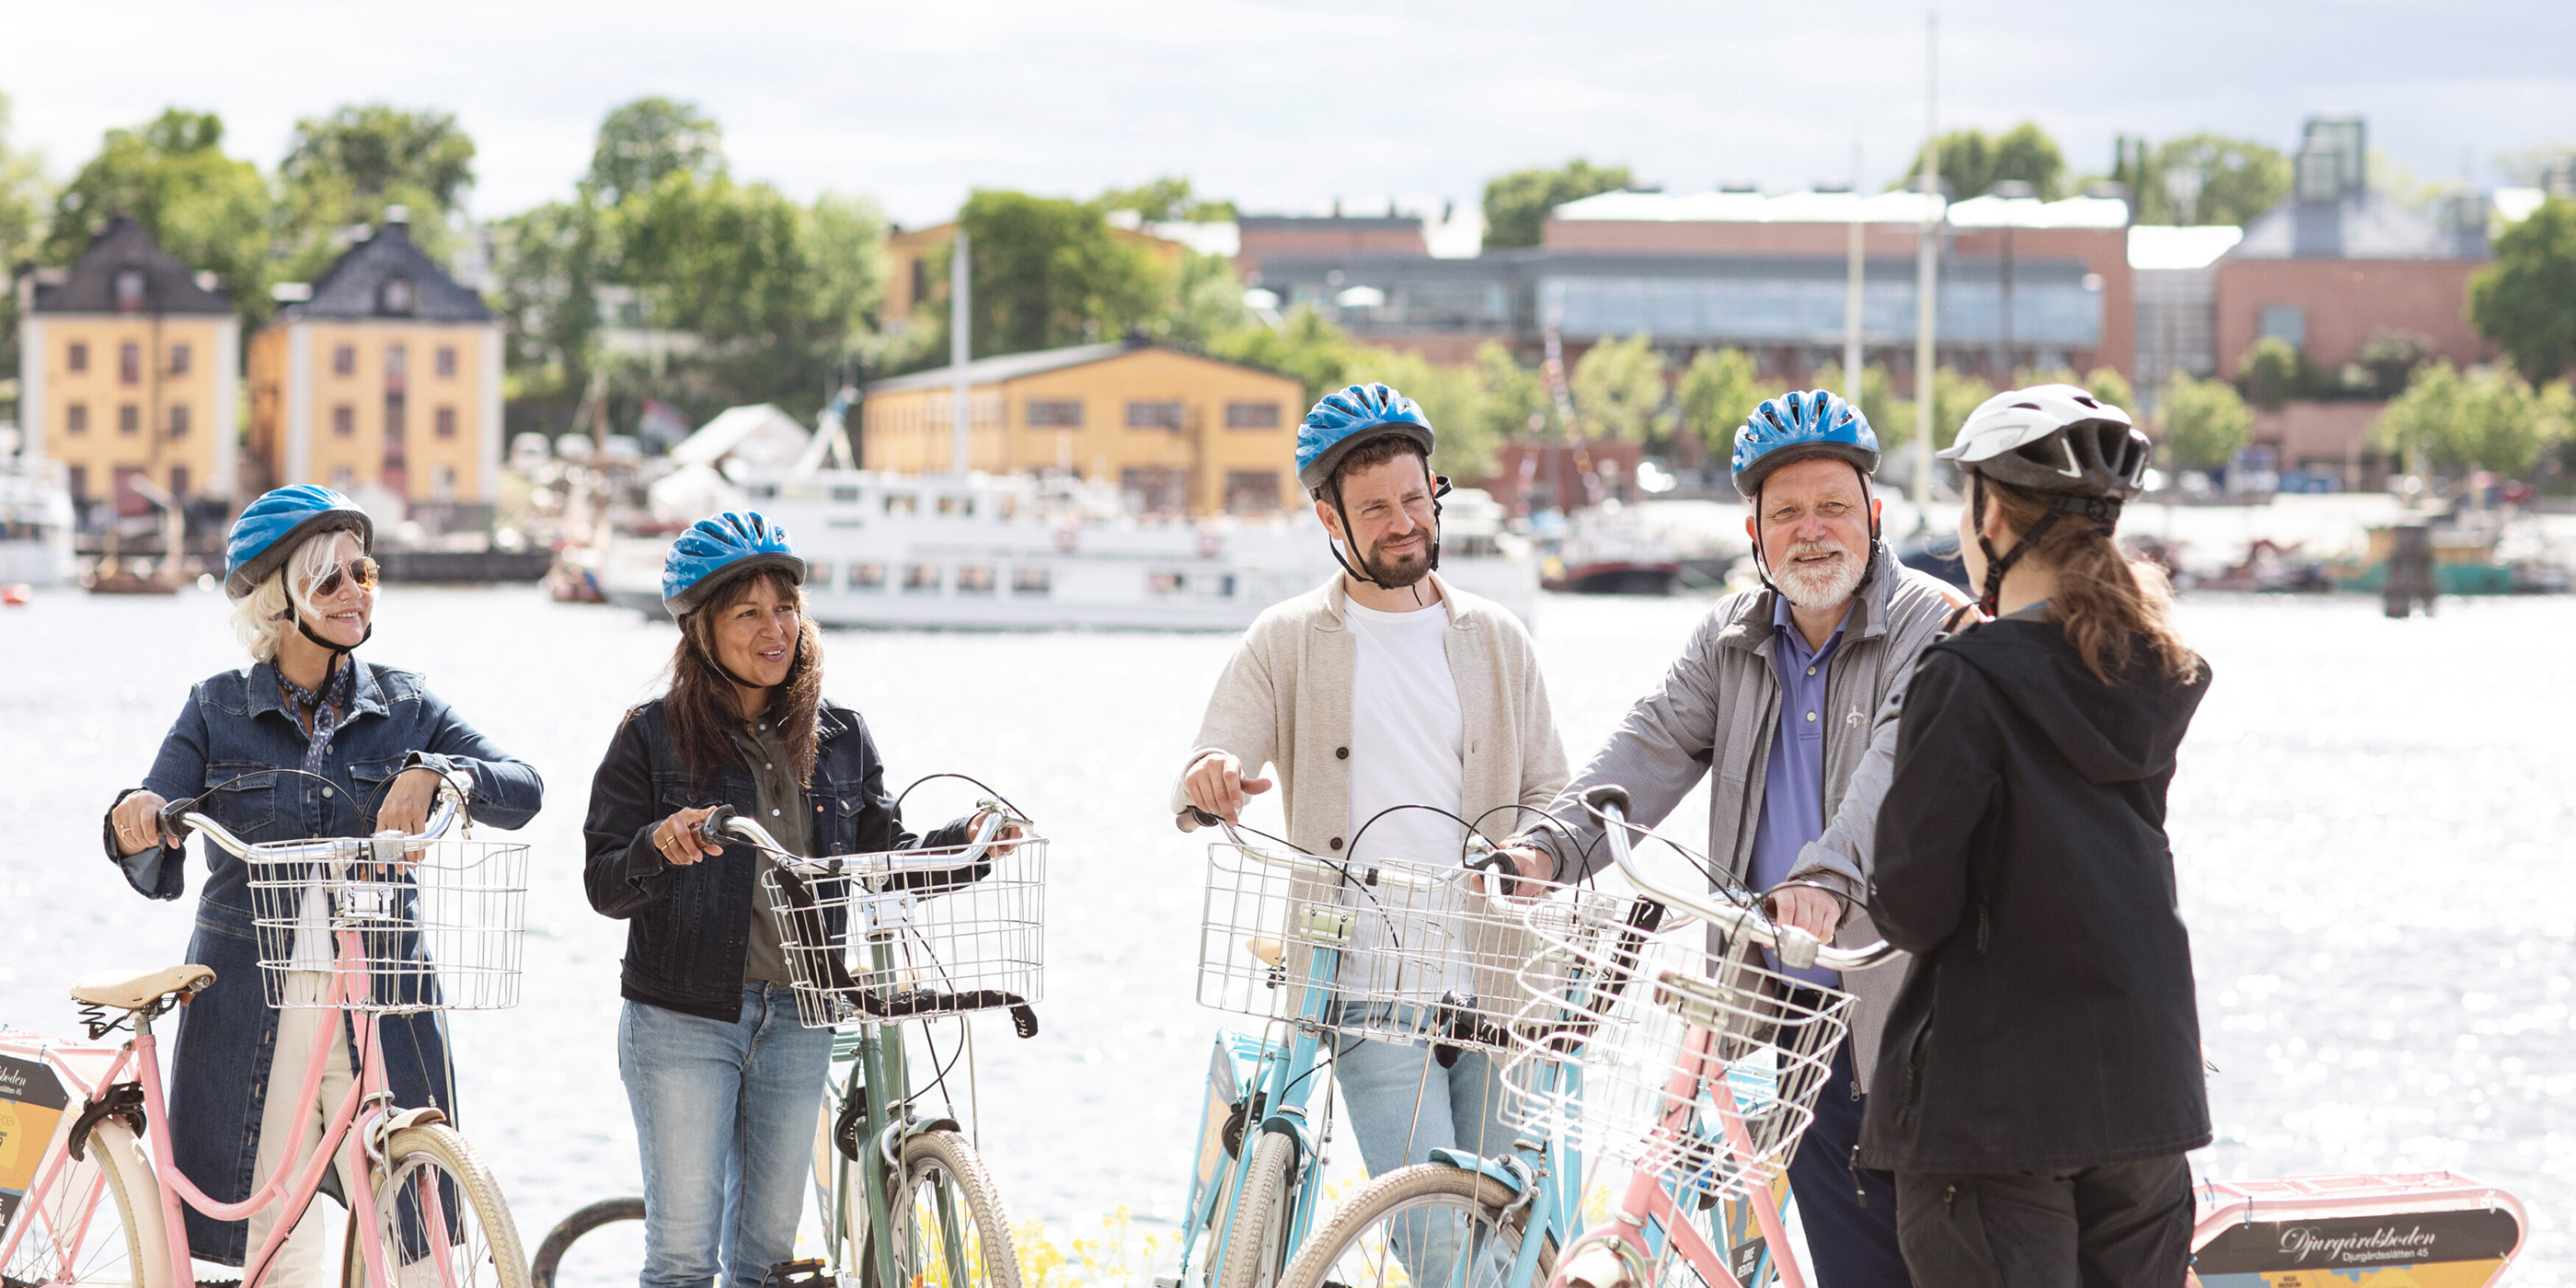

{"left": 532, "top": 800, "right": 1045, "bottom": 1288}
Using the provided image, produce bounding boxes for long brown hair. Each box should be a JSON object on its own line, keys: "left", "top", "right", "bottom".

{"left": 1980, "top": 480, "right": 2199, "bottom": 686}
{"left": 663, "top": 568, "right": 824, "bottom": 787}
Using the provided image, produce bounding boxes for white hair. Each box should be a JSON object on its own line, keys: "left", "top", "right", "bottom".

{"left": 227, "top": 532, "right": 355, "bottom": 663}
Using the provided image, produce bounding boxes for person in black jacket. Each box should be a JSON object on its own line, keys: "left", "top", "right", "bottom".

{"left": 583, "top": 512, "right": 1003, "bottom": 1288}
{"left": 1859, "top": 385, "right": 2214, "bottom": 1287}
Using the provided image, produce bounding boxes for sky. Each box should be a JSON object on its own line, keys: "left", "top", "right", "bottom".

{"left": 4, "top": 0, "right": 2573, "bottom": 229}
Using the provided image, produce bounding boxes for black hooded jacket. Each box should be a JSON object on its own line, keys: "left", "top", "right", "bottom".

{"left": 1856, "top": 608, "right": 2213, "bottom": 1173}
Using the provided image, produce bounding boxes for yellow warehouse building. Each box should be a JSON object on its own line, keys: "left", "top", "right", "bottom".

{"left": 860, "top": 340, "right": 1305, "bottom": 515}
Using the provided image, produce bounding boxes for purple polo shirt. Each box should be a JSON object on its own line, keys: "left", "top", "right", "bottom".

{"left": 1751, "top": 592, "right": 1846, "bottom": 985}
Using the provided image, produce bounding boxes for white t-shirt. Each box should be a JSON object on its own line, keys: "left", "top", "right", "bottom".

{"left": 1340, "top": 597, "right": 1467, "bottom": 1003}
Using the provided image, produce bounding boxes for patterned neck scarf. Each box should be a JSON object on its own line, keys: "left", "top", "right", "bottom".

{"left": 278, "top": 657, "right": 357, "bottom": 776}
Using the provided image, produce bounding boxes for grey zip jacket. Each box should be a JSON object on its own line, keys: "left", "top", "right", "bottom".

{"left": 1519, "top": 542, "right": 1961, "bottom": 1076}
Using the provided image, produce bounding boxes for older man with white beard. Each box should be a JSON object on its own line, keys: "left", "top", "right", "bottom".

{"left": 1502, "top": 389, "right": 1964, "bottom": 1288}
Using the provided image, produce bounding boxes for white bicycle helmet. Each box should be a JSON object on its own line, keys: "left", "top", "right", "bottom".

{"left": 1941, "top": 385, "right": 2153, "bottom": 616}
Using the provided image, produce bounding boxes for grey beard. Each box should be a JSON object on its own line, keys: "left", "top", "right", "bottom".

{"left": 1775, "top": 550, "right": 1863, "bottom": 608}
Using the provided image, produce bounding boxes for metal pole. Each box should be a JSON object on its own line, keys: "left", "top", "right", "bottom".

{"left": 1913, "top": 12, "right": 1939, "bottom": 515}
{"left": 950, "top": 227, "right": 972, "bottom": 476}
{"left": 1845, "top": 139, "right": 1865, "bottom": 405}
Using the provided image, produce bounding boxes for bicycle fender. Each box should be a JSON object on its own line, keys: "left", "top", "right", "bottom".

{"left": 380, "top": 1107, "right": 449, "bottom": 1133}
{"left": 1426, "top": 1148, "right": 1528, "bottom": 1196}
{"left": 901, "top": 1116, "right": 964, "bottom": 1141}
{"left": 1253, "top": 1115, "right": 1310, "bottom": 1170}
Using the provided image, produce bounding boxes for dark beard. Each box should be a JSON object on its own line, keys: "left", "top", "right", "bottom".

{"left": 1363, "top": 539, "right": 1433, "bottom": 588}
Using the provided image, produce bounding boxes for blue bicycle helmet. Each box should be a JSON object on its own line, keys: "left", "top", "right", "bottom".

{"left": 225, "top": 485, "right": 374, "bottom": 600}
{"left": 1294, "top": 383, "right": 1436, "bottom": 495}
{"left": 662, "top": 511, "right": 805, "bottom": 615}
{"left": 1730, "top": 390, "right": 1880, "bottom": 500}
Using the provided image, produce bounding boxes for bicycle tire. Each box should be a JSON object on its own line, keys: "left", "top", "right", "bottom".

{"left": 889, "top": 1131, "right": 1019, "bottom": 1288}
{"left": 3, "top": 1118, "right": 169, "bottom": 1288}
{"left": 1212, "top": 1133, "right": 1297, "bottom": 1288}
{"left": 343, "top": 1125, "right": 529, "bottom": 1288}
{"left": 1277, "top": 1164, "right": 1556, "bottom": 1288}
{"left": 525, "top": 1197, "right": 644, "bottom": 1288}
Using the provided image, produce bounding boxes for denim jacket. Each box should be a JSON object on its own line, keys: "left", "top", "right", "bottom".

{"left": 109, "top": 659, "right": 542, "bottom": 1265}
{"left": 581, "top": 697, "right": 973, "bottom": 1023}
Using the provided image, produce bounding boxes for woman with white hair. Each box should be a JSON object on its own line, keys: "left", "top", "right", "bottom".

{"left": 102, "top": 484, "right": 543, "bottom": 1285}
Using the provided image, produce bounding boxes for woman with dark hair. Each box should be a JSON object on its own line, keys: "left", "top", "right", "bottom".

{"left": 1859, "top": 386, "right": 2214, "bottom": 1287}
{"left": 582, "top": 512, "right": 1003, "bottom": 1288}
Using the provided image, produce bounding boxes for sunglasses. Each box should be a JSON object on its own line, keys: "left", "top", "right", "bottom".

{"left": 312, "top": 557, "right": 382, "bottom": 597}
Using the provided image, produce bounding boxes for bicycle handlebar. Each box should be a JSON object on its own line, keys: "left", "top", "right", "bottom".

{"left": 1581, "top": 785, "right": 1898, "bottom": 972}
{"left": 160, "top": 787, "right": 463, "bottom": 862}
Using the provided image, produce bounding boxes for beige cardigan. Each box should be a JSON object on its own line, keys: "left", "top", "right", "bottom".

{"left": 1170, "top": 573, "right": 1570, "bottom": 859}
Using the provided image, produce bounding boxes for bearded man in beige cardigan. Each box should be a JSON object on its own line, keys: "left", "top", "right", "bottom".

{"left": 1170, "top": 383, "right": 1570, "bottom": 1209}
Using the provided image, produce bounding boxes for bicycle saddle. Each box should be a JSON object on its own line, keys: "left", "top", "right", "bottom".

{"left": 70, "top": 964, "right": 215, "bottom": 1011}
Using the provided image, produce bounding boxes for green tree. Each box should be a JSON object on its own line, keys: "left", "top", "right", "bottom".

{"left": 589, "top": 97, "right": 722, "bottom": 205}
{"left": 2156, "top": 372, "right": 2252, "bottom": 468}
{"left": 1482, "top": 158, "right": 1631, "bottom": 249}
{"left": 1162, "top": 249, "right": 1252, "bottom": 346}
{"left": 2112, "top": 134, "right": 2292, "bottom": 225}
{"left": 1469, "top": 340, "right": 1553, "bottom": 443}
{"left": 936, "top": 190, "right": 1168, "bottom": 359}
{"left": 278, "top": 103, "right": 477, "bottom": 272}
{"left": 2470, "top": 197, "right": 2576, "bottom": 384}
{"left": 1857, "top": 362, "right": 1905, "bottom": 450}
{"left": 42, "top": 109, "right": 276, "bottom": 324}
{"left": 1674, "top": 348, "right": 1759, "bottom": 453}
{"left": 1569, "top": 333, "right": 1667, "bottom": 442}
{"left": 2009, "top": 362, "right": 2134, "bottom": 413}
{"left": 0, "top": 90, "right": 53, "bottom": 384}
{"left": 2238, "top": 337, "right": 2306, "bottom": 409}
{"left": 1902, "top": 122, "right": 2065, "bottom": 200}
{"left": 1341, "top": 346, "right": 1498, "bottom": 476}
{"left": 1207, "top": 305, "right": 1357, "bottom": 404}
{"left": 1098, "top": 176, "right": 1235, "bottom": 223}
{"left": 2375, "top": 361, "right": 2573, "bottom": 477}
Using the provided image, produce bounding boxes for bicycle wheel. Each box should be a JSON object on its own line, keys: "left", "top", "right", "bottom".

{"left": 889, "top": 1130, "right": 1019, "bottom": 1288}
{"left": 1212, "top": 1133, "right": 1296, "bottom": 1288}
{"left": 345, "top": 1125, "right": 528, "bottom": 1288}
{"left": 525, "top": 1198, "right": 643, "bottom": 1288}
{"left": 1278, "top": 1164, "right": 1556, "bottom": 1288}
{"left": 2, "top": 1119, "right": 170, "bottom": 1288}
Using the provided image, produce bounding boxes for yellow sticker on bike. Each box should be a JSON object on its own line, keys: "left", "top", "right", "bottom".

{"left": 0, "top": 1054, "right": 72, "bottom": 1235}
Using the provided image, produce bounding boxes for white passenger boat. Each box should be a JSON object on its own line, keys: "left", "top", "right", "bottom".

{"left": 0, "top": 443, "right": 76, "bottom": 587}
{"left": 599, "top": 468, "right": 1538, "bottom": 630}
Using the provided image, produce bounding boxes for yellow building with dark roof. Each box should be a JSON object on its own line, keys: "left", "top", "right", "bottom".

{"left": 247, "top": 209, "right": 502, "bottom": 505}
{"left": 14, "top": 216, "right": 239, "bottom": 517}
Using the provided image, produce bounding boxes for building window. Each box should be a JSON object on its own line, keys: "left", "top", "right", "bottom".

{"left": 1126, "top": 399, "right": 1186, "bottom": 431}
{"left": 118, "top": 404, "right": 140, "bottom": 435}
{"left": 382, "top": 277, "right": 415, "bottom": 315}
{"left": 2258, "top": 305, "right": 2307, "bottom": 351}
{"left": 1225, "top": 470, "right": 1282, "bottom": 512}
{"left": 119, "top": 342, "right": 141, "bottom": 385}
{"left": 167, "top": 404, "right": 190, "bottom": 439}
{"left": 432, "top": 466, "right": 457, "bottom": 500}
{"left": 1225, "top": 401, "right": 1281, "bottom": 431}
{"left": 851, "top": 562, "right": 887, "bottom": 591}
{"left": 169, "top": 466, "right": 190, "bottom": 497}
{"left": 1011, "top": 567, "right": 1052, "bottom": 597}
{"left": 435, "top": 408, "right": 457, "bottom": 438}
{"left": 385, "top": 344, "right": 408, "bottom": 381}
{"left": 168, "top": 342, "right": 191, "bottom": 376}
{"left": 1026, "top": 399, "right": 1085, "bottom": 427}
{"left": 65, "top": 403, "right": 87, "bottom": 435}
{"left": 910, "top": 259, "right": 928, "bottom": 311}
{"left": 66, "top": 341, "right": 87, "bottom": 373}
{"left": 903, "top": 563, "right": 942, "bottom": 593}
{"left": 333, "top": 345, "right": 356, "bottom": 375}
{"left": 435, "top": 346, "right": 457, "bottom": 377}
{"left": 329, "top": 466, "right": 356, "bottom": 491}
{"left": 115, "top": 269, "right": 145, "bottom": 313}
{"left": 66, "top": 466, "right": 86, "bottom": 501}
{"left": 333, "top": 405, "right": 356, "bottom": 436}
{"left": 1121, "top": 466, "right": 1190, "bottom": 514}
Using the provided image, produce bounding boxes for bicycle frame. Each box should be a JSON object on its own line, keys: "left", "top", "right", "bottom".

{"left": 1175, "top": 930, "right": 1344, "bottom": 1285}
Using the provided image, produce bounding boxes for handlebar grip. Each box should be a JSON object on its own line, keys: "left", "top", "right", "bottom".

{"left": 156, "top": 794, "right": 201, "bottom": 845}
{"left": 1581, "top": 785, "right": 1631, "bottom": 821}
{"left": 1177, "top": 806, "right": 1219, "bottom": 834}
{"left": 698, "top": 805, "right": 739, "bottom": 848}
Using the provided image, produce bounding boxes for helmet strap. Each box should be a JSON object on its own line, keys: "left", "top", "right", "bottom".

{"left": 1324, "top": 468, "right": 1446, "bottom": 598}
{"left": 1972, "top": 474, "right": 2066, "bottom": 619}
{"left": 278, "top": 567, "right": 371, "bottom": 659}
{"left": 1749, "top": 464, "right": 1880, "bottom": 603}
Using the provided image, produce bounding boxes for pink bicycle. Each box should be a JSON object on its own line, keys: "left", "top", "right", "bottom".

{"left": 0, "top": 786, "right": 531, "bottom": 1288}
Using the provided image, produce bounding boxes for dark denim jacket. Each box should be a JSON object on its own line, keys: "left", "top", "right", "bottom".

{"left": 581, "top": 697, "right": 972, "bottom": 1023}
{"left": 109, "top": 659, "right": 542, "bottom": 1265}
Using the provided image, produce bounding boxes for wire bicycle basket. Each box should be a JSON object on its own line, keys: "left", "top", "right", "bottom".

{"left": 759, "top": 835, "right": 1047, "bottom": 1029}
{"left": 1197, "top": 839, "right": 1640, "bottom": 1056}
{"left": 1502, "top": 915, "right": 1852, "bottom": 1202}
{"left": 244, "top": 836, "right": 529, "bottom": 1013}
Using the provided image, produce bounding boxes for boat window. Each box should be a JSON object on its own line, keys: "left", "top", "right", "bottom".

{"left": 1202, "top": 573, "right": 1237, "bottom": 599}
{"left": 851, "top": 562, "right": 886, "bottom": 591}
{"left": 1148, "top": 570, "right": 1187, "bottom": 595}
{"left": 832, "top": 486, "right": 860, "bottom": 503}
{"left": 807, "top": 562, "right": 835, "bottom": 590}
{"left": 747, "top": 483, "right": 778, "bottom": 500}
{"left": 996, "top": 494, "right": 1018, "bottom": 520}
{"left": 1011, "top": 567, "right": 1051, "bottom": 596}
{"left": 936, "top": 494, "right": 964, "bottom": 516}
{"left": 885, "top": 493, "right": 917, "bottom": 515}
{"left": 903, "top": 563, "right": 941, "bottom": 592}
{"left": 957, "top": 566, "right": 996, "bottom": 595}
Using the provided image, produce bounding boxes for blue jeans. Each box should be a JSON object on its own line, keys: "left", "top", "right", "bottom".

{"left": 621, "top": 986, "right": 834, "bottom": 1288}
{"left": 1332, "top": 1006, "right": 1522, "bottom": 1288}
